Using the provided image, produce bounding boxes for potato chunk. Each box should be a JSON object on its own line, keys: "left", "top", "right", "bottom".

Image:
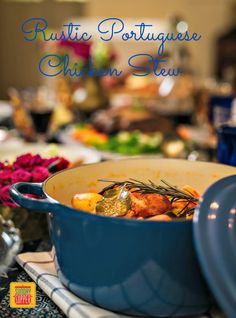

{"left": 71, "top": 193, "right": 103, "bottom": 213}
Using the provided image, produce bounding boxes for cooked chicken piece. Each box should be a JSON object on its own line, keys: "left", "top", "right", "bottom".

{"left": 129, "top": 192, "right": 171, "bottom": 218}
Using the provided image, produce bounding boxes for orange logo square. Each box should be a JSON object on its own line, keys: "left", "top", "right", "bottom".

{"left": 10, "top": 282, "right": 36, "bottom": 308}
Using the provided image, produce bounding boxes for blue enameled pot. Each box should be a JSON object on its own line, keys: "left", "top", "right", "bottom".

{"left": 9, "top": 158, "right": 236, "bottom": 317}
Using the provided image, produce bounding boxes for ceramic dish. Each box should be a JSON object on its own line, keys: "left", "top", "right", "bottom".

{"left": 194, "top": 175, "right": 236, "bottom": 318}
{"left": 9, "top": 159, "right": 236, "bottom": 317}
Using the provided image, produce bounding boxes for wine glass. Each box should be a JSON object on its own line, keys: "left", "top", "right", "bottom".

{"left": 27, "top": 86, "right": 56, "bottom": 142}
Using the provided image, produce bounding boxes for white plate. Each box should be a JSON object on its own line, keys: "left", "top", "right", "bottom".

{"left": 0, "top": 142, "right": 101, "bottom": 164}
{"left": 0, "top": 101, "right": 12, "bottom": 120}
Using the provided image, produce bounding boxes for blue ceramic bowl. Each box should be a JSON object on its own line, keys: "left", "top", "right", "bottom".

{"left": 9, "top": 158, "right": 236, "bottom": 317}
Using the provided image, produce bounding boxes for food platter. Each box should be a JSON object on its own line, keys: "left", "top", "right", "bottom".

{"left": 59, "top": 126, "right": 162, "bottom": 160}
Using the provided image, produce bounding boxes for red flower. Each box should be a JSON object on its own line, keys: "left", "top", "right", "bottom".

{"left": 13, "top": 153, "right": 33, "bottom": 169}
{"left": 42, "top": 158, "right": 56, "bottom": 168}
{"left": 0, "top": 185, "right": 17, "bottom": 208}
{"left": 59, "top": 40, "right": 91, "bottom": 59}
{"left": 11, "top": 169, "right": 31, "bottom": 184}
{"left": 31, "top": 167, "right": 49, "bottom": 182}
{"left": 30, "top": 154, "right": 43, "bottom": 167}
{"left": 0, "top": 168, "right": 12, "bottom": 185}
{"left": 54, "top": 157, "right": 69, "bottom": 171}
{"left": 47, "top": 157, "right": 69, "bottom": 172}
{"left": 0, "top": 152, "right": 70, "bottom": 208}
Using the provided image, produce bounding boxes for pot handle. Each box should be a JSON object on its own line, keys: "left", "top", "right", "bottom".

{"left": 10, "top": 182, "right": 57, "bottom": 213}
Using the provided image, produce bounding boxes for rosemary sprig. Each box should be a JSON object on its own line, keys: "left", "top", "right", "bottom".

{"left": 98, "top": 178, "right": 199, "bottom": 203}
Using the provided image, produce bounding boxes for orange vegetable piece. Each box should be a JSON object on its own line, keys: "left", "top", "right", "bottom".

{"left": 71, "top": 193, "right": 103, "bottom": 213}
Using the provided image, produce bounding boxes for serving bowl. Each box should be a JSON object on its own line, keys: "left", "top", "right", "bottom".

{"left": 10, "top": 158, "right": 236, "bottom": 317}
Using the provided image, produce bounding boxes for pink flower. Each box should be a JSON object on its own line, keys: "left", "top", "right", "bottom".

{"left": 54, "top": 157, "right": 69, "bottom": 171}
{"left": 43, "top": 157, "right": 69, "bottom": 172}
{"left": 0, "top": 162, "right": 5, "bottom": 170}
{"left": 0, "top": 185, "right": 17, "bottom": 208}
{"left": 47, "top": 157, "right": 69, "bottom": 172}
{"left": 31, "top": 167, "right": 49, "bottom": 182}
{"left": 11, "top": 169, "right": 31, "bottom": 184}
{"left": 59, "top": 40, "right": 91, "bottom": 59}
{"left": 13, "top": 153, "right": 33, "bottom": 169}
{"left": 42, "top": 158, "right": 56, "bottom": 168}
{"left": 0, "top": 168, "right": 12, "bottom": 185}
{"left": 30, "top": 154, "right": 43, "bottom": 167}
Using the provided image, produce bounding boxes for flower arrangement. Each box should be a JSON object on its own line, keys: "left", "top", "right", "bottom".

{"left": 57, "top": 40, "right": 116, "bottom": 113}
{"left": 58, "top": 39, "right": 116, "bottom": 70}
{"left": 0, "top": 153, "right": 69, "bottom": 208}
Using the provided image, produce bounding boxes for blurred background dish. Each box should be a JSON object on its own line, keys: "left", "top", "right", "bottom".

{"left": 59, "top": 125, "right": 164, "bottom": 158}
{"left": 0, "top": 101, "right": 12, "bottom": 122}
